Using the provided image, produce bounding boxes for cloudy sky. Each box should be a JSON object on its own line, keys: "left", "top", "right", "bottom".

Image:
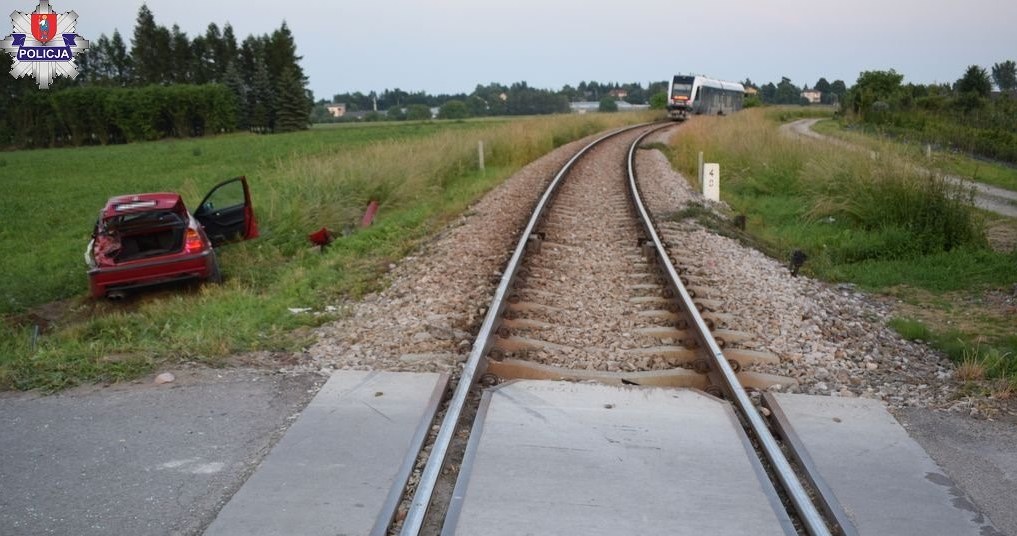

{"left": 62, "top": 0, "right": 1017, "bottom": 98}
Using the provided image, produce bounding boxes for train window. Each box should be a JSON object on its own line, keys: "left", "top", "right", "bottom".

{"left": 671, "top": 83, "right": 692, "bottom": 96}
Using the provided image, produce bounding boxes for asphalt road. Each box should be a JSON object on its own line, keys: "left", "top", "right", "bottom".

{"left": 0, "top": 368, "right": 322, "bottom": 536}
{"left": 897, "top": 408, "right": 1017, "bottom": 536}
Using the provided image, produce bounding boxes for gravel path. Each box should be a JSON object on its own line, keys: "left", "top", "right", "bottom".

{"left": 301, "top": 123, "right": 1001, "bottom": 416}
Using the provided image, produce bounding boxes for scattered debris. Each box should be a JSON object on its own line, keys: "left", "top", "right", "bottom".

{"left": 361, "top": 200, "right": 379, "bottom": 227}
{"left": 308, "top": 227, "right": 334, "bottom": 252}
{"left": 789, "top": 249, "right": 807, "bottom": 277}
{"left": 154, "top": 372, "right": 176, "bottom": 385}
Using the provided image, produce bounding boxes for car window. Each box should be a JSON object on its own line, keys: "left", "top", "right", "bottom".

{"left": 201, "top": 180, "right": 245, "bottom": 212}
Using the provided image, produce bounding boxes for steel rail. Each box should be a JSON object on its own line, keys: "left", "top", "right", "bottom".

{"left": 399, "top": 123, "right": 654, "bottom": 536}
{"left": 625, "top": 127, "right": 834, "bottom": 536}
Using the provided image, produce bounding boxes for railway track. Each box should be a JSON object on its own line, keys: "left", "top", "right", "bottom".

{"left": 390, "top": 123, "right": 839, "bottom": 536}
{"left": 202, "top": 122, "right": 1002, "bottom": 536}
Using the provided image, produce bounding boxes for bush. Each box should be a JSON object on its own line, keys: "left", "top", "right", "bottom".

{"left": 438, "top": 100, "right": 469, "bottom": 120}
{"left": 598, "top": 97, "right": 618, "bottom": 112}
{"left": 406, "top": 104, "right": 432, "bottom": 121}
{"left": 649, "top": 92, "right": 667, "bottom": 110}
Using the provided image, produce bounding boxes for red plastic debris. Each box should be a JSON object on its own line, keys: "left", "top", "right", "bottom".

{"left": 361, "top": 200, "right": 379, "bottom": 228}
{"left": 308, "top": 227, "right": 334, "bottom": 248}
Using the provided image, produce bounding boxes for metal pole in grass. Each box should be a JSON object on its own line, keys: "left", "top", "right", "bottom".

{"left": 478, "top": 140, "right": 485, "bottom": 173}
{"left": 30, "top": 324, "right": 39, "bottom": 351}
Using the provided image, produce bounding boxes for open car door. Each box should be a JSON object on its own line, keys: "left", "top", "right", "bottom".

{"left": 193, "top": 176, "right": 260, "bottom": 247}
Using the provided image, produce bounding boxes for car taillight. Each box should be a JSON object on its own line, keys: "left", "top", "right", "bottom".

{"left": 184, "top": 229, "right": 203, "bottom": 253}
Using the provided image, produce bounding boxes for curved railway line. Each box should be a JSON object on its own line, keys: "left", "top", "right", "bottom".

{"left": 393, "top": 123, "right": 838, "bottom": 536}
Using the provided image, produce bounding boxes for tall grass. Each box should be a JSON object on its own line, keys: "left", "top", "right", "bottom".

{"left": 669, "top": 109, "right": 986, "bottom": 268}
{"left": 1, "top": 112, "right": 654, "bottom": 390}
{"left": 666, "top": 108, "right": 1017, "bottom": 386}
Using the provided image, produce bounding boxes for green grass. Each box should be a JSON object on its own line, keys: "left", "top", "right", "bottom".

{"left": 1, "top": 112, "right": 656, "bottom": 390}
{"left": 887, "top": 317, "right": 932, "bottom": 341}
{"left": 888, "top": 316, "right": 1017, "bottom": 384}
{"left": 812, "top": 119, "right": 1017, "bottom": 192}
{"left": 0, "top": 120, "right": 495, "bottom": 314}
{"left": 666, "top": 108, "right": 1017, "bottom": 387}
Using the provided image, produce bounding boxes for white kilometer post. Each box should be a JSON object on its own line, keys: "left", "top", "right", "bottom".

{"left": 703, "top": 163, "right": 720, "bottom": 201}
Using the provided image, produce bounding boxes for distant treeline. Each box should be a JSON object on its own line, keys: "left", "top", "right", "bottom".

{"left": 841, "top": 62, "right": 1017, "bottom": 163}
{"left": 314, "top": 81, "right": 669, "bottom": 122}
{"left": 0, "top": 4, "right": 311, "bottom": 148}
{"left": 748, "top": 77, "right": 848, "bottom": 106}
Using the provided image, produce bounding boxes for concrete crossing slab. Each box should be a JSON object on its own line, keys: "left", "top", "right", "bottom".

{"left": 443, "top": 381, "right": 795, "bottom": 536}
{"left": 204, "top": 371, "right": 447, "bottom": 536}
{"left": 765, "top": 393, "right": 1001, "bottom": 536}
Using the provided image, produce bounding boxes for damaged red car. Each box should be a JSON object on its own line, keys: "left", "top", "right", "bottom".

{"left": 85, "top": 177, "right": 259, "bottom": 299}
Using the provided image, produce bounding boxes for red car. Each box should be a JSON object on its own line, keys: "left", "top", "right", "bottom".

{"left": 86, "top": 177, "right": 259, "bottom": 299}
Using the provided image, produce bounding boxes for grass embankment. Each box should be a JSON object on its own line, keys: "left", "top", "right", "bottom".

{"left": 0, "top": 112, "right": 656, "bottom": 390}
{"left": 811, "top": 119, "right": 1017, "bottom": 192}
{"left": 666, "top": 107, "right": 1017, "bottom": 394}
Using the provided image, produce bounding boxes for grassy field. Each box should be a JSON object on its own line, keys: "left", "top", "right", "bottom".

{"left": 0, "top": 112, "right": 656, "bottom": 390}
{"left": 811, "top": 119, "right": 1017, "bottom": 192}
{"left": 666, "top": 107, "right": 1017, "bottom": 395}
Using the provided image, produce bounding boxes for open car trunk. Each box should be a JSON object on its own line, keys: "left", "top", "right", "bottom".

{"left": 94, "top": 211, "right": 188, "bottom": 265}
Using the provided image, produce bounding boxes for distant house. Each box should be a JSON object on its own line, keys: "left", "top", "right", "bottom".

{"left": 800, "top": 89, "right": 822, "bottom": 104}
{"left": 608, "top": 89, "right": 628, "bottom": 99}
{"left": 326, "top": 103, "right": 347, "bottom": 117}
{"left": 744, "top": 86, "right": 759, "bottom": 96}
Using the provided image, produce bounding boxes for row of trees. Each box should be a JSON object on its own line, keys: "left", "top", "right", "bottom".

{"left": 316, "top": 75, "right": 858, "bottom": 124}
{"left": 315, "top": 80, "right": 671, "bottom": 123}
{"left": 745, "top": 77, "right": 847, "bottom": 106}
{"left": 842, "top": 61, "right": 1017, "bottom": 163}
{"left": 0, "top": 4, "right": 312, "bottom": 148}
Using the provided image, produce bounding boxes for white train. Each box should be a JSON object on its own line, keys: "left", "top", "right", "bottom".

{"left": 667, "top": 75, "right": 745, "bottom": 121}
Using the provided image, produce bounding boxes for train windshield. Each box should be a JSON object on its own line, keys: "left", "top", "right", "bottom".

{"left": 671, "top": 83, "right": 692, "bottom": 97}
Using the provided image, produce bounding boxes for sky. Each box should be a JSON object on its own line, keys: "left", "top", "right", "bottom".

{"left": 49, "top": 0, "right": 1017, "bottom": 99}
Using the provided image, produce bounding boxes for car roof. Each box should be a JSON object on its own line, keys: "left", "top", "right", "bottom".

{"left": 102, "top": 192, "right": 186, "bottom": 218}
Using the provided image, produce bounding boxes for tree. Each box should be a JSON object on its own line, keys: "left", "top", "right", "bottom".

{"left": 991, "top": 60, "right": 1016, "bottom": 91}
{"left": 815, "top": 78, "right": 831, "bottom": 94}
{"left": 830, "top": 80, "right": 847, "bottom": 100}
{"left": 649, "top": 92, "right": 667, "bottom": 109}
{"left": 855, "top": 70, "right": 903, "bottom": 100}
{"left": 465, "top": 95, "right": 487, "bottom": 117}
{"left": 108, "top": 30, "right": 132, "bottom": 84}
{"left": 131, "top": 5, "right": 171, "bottom": 84}
{"left": 273, "top": 66, "right": 309, "bottom": 132}
{"left": 956, "top": 65, "right": 992, "bottom": 97}
{"left": 223, "top": 61, "right": 248, "bottom": 129}
{"left": 598, "top": 97, "right": 618, "bottom": 112}
{"left": 850, "top": 70, "right": 903, "bottom": 115}
{"left": 169, "top": 25, "right": 191, "bottom": 83}
{"left": 775, "top": 77, "right": 800, "bottom": 104}
{"left": 406, "top": 104, "right": 432, "bottom": 121}
{"left": 438, "top": 100, "right": 469, "bottom": 119}
{"left": 387, "top": 105, "right": 406, "bottom": 121}
{"left": 249, "top": 58, "right": 275, "bottom": 132}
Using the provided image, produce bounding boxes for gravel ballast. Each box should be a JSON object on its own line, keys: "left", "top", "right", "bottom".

{"left": 302, "top": 124, "right": 998, "bottom": 416}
